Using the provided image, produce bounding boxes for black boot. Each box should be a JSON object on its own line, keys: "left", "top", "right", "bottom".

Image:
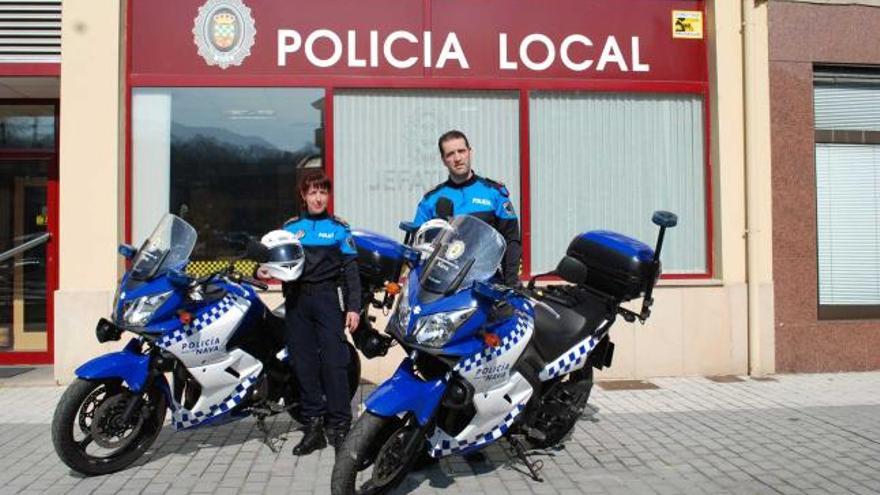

{"left": 292, "top": 417, "right": 326, "bottom": 456}
{"left": 326, "top": 423, "right": 350, "bottom": 453}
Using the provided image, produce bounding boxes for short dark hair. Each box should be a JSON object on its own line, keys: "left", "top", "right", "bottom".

{"left": 438, "top": 130, "right": 470, "bottom": 156}
{"left": 298, "top": 169, "right": 332, "bottom": 197}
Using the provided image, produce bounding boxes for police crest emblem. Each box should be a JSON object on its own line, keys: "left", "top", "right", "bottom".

{"left": 193, "top": 0, "right": 256, "bottom": 69}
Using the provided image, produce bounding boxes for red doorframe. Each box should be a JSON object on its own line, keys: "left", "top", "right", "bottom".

{"left": 0, "top": 99, "right": 59, "bottom": 365}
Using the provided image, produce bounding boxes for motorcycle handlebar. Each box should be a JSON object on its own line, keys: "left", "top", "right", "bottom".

{"left": 226, "top": 271, "right": 269, "bottom": 291}
{"left": 240, "top": 276, "right": 269, "bottom": 291}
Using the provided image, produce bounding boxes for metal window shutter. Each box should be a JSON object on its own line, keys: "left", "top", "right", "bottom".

{"left": 0, "top": 0, "right": 61, "bottom": 63}
{"left": 815, "top": 81, "right": 880, "bottom": 131}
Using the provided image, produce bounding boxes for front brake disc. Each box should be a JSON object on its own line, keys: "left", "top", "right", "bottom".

{"left": 90, "top": 393, "right": 145, "bottom": 450}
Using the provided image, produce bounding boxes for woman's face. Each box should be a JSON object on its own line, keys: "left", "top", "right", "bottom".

{"left": 302, "top": 185, "right": 329, "bottom": 215}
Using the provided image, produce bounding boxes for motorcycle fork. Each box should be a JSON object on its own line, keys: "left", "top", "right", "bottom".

{"left": 405, "top": 417, "right": 433, "bottom": 456}
{"left": 119, "top": 351, "right": 166, "bottom": 425}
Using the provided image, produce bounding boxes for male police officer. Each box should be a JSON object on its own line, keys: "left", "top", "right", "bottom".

{"left": 414, "top": 130, "right": 522, "bottom": 286}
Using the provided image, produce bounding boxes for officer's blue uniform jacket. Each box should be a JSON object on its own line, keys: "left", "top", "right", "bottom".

{"left": 282, "top": 212, "right": 361, "bottom": 312}
{"left": 414, "top": 173, "right": 522, "bottom": 285}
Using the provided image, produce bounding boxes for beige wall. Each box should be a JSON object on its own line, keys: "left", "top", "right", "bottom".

{"left": 50, "top": 0, "right": 774, "bottom": 384}
{"left": 742, "top": 0, "right": 776, "bottom": 375}
{"left": 55, "top": 0, "right": 125, "bottom": 382}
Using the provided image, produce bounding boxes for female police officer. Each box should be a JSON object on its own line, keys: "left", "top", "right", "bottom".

{"left": 259, "top": 170, "right": 361, "bottom": 455}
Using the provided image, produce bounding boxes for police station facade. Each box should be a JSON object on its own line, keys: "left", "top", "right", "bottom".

{"left": 43, "top": 0, "right": 781, "bottom": 383}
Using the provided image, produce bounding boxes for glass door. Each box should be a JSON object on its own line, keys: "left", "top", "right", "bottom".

{"left": 0, "top": 160, "right": 51, "bottom": 355}
{"left": 0, "top": 101, "right": 57, "bottom": 364}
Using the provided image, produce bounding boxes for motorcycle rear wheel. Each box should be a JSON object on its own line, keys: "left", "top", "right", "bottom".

{"left": 51, "top": 378, "right": 167, "bottom": 476}
{"left": 526, "top": 366, "right": 594, "bottom": 449}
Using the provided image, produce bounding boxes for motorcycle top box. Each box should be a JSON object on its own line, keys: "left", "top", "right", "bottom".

{"left": 351, "top": 229, "right": 405, "bottom": 288}
{"left": 566, "top": 230, "right": 658, "bottom": 301}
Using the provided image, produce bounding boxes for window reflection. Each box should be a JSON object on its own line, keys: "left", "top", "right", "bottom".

{"left": 133, "top": 88, "right": 325, "bottom": 261}
{"left": 0, "top": 106, "right": 55, "bottom": 149}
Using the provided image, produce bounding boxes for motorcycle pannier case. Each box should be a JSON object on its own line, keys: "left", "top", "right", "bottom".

{"left": 566, "top": 230, "right": 657, "bottom": 301}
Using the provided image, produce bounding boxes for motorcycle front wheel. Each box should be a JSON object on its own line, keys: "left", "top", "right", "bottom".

{"left": 51, "top": 378, "right": 167, "bottom": 476}
{"left": 331, "top": 412, "right": 423, "bottom": 495}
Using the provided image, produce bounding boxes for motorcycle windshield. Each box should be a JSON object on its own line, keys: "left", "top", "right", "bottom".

{"left": 129, "top": 214, "right": 197, "bottom": 281}
{"left": 418, "top": 215, "right": 505, "bottom": 296}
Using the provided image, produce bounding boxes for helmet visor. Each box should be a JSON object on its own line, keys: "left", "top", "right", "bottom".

{"left": 266, "top": 243, "right": 304, "bottom": 263}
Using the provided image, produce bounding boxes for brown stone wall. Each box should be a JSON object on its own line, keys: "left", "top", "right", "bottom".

{"left": 769, "top": 1, "right": 880, "bottom": 372}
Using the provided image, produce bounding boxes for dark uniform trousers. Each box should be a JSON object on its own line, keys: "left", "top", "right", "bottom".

{"left": 285, "top": 283, "right": 351, "bottom": 428}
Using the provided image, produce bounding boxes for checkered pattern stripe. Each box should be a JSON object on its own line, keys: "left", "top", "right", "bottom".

{"left": 185, "top": 260, "right": 257, "bottom": 278}
{"left": 453, "top": 311, "right": 533, "bottom": 373}
{"left": 156, "top": 294, "right": 239, "bottom": 348}
{"left": 171, "top": 373, "right": 259, "bottom": 430}
{"left": 429, "top": 402, "right": 526, "bottom": 458}
{"left": 539, "top": 327, "right": 609, "bottom": 381}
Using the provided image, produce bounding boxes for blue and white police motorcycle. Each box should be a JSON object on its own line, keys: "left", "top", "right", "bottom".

{"left": 332, "top": 211, "right": 677, "bottom": 494}
{"left": 51, "top": 214, "right": 363, "bottom": 476}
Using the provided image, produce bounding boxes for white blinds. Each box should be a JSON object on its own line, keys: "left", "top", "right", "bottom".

{"left": 815, "top": 86, "right": 880, "bottom": 131}
{"left": 815, "top": 144, "right": 880, "bottom": 305}
{"left": 132, "top": 90, "right": 172, "bottom": 245}
{"left": 0, "top": 0, "right": 61, "bottom": 63}
{"left": 529, "top": 92, "right": 706, "bottom": 274}
{"left": 333, "top": 89, "right": 519, "bottom": 239}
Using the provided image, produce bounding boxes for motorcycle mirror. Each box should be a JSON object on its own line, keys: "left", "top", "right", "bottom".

{"left": 399, "top": 221, "right": 418, "bottom": 235}
{"left": 118, "top": 244, "right": 137, "bottom": 260}
{"left": 652, "top": 210, "right": 678, "bottom": 228}
{"left": 556, "top": 256, "right": 588, "bottom": 285}
{"left": 436, "top": 198, "right": 454, "bottom": 220}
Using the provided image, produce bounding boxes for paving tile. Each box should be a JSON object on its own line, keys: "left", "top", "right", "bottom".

{"left": 1, "top": 373, "right": 880, "bottom": 494}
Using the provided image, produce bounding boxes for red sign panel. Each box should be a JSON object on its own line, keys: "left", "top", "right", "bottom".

{"left": 131, "top": 0, "right": 707, "bottom": 84}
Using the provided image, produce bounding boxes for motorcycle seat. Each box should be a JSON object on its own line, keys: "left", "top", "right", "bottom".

{"left": 532, "top": 288, "right": 611, "bottom": 362}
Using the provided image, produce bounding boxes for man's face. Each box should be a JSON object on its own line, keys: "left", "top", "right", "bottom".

{"left": 440, "top": 137, "right": 472, "bottom": 181}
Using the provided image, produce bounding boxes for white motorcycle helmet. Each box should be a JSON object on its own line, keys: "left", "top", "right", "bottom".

{"left": 413, "top": 218, "right": 453, "bottom": 259}
{"left": 259, "top": 230, "right": 305, "bottom": 282}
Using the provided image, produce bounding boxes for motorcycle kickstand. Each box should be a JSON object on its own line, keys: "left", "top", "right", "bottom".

{"left": 507, "top": 435, "right": 544, "bottom": 482}
{"left": 254, "top": 413, "right": 285, "bottom": 453}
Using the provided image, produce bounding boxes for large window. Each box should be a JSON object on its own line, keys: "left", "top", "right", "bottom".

{"left": 131, "top": 87, "right": 710, "bottom": 278}
{"left": 333, "top": 89, "right": 519, "bottom": 239}
{"left": 0, "top": 105, "right": 55, "bottom": 150}
{"left": 132, "top": 88, "right": 325, "bottom": 260}
{"left": 529, "top": 92, "right": 707, "bottom": 274}
{"left": 814, "top": 75, "right": 880, "bottom": 319}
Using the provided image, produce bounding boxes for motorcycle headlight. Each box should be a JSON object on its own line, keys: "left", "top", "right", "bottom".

{"left": 413, "top": 307, "right": 476, "bottom": 348}
{"left": 121, "top": 290, "right": 173, "bottom": 327}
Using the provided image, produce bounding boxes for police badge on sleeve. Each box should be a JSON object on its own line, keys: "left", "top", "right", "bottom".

{"left": 193, "top": 0, "right": 256, "bottom": 69}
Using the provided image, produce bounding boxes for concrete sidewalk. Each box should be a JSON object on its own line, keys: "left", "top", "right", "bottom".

{"left": 0, "top": 372, "right": 878, "bottom": 494}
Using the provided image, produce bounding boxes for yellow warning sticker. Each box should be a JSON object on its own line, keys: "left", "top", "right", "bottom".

{"left": 672, "top": 10, "right": 703, "bottom": 39}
